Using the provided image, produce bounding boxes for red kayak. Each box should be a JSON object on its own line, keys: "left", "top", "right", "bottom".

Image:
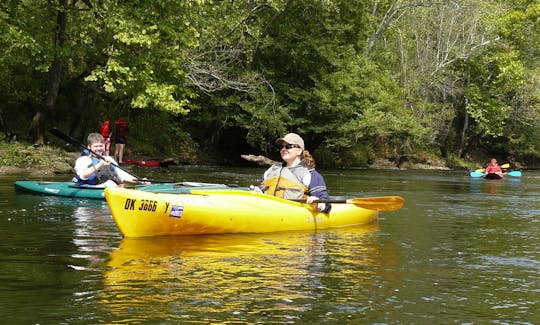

{"left": 122, "top": 158, "right": 138, "bottom": 164}
{"left": 485, "top": 173, "right": 504, "bottom": 179}
{"left": 121, "top": 158, "right": 161, "bottom": 167}
{"left": 137, "top": 159, "right": 161, "bottom": 167}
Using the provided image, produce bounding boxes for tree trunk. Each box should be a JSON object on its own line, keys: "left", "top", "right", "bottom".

{"left": 457, "top": 100, "right": 469, "bottom": 158}
{"left": 30, "top": 0, "right": 68, "bottom": 145}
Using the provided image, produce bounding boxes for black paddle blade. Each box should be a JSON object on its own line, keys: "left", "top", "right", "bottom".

{"left": 49, "top": 128, "right": 85, "bottom": 149}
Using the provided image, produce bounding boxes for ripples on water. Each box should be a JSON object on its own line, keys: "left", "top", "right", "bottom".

{"left": 1, "top": 169, "right": 539, "bottom": 323}
{"left": 100, "top": 224, "right": 386, "bottom": 323}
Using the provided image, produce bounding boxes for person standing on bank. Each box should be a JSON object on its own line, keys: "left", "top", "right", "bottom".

{"left": 259, "top": 133, "right": 331, "bottom": 213}
{"left": 98, "top": 120, "right": 112, "bottom": 156}
{"left": 114, "top": 120, "right": 129, "bottom": 164}
{"left": 74, "top": 133, "right": 138, "bottom": 187}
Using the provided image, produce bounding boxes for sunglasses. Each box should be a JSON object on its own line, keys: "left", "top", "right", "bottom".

{"left": 281, "top": 144, "right": 301, "bottom": 150}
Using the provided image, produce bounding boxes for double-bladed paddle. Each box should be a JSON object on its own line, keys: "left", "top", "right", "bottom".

{"left": 295, "top": 196, "right": 405, "bottom": 211}
{"left": 475, "top": 163, "right": 510, "bottom": 173}
{"left": 49, "top": 127, "right": 174, "bottom": 184}
{"left": 470, "top": 169, "right": 522, "bottom": 178}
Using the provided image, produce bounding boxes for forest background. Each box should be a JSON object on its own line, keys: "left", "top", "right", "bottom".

{"left": 1, "top": 0, "right": 539, "bottom": 169}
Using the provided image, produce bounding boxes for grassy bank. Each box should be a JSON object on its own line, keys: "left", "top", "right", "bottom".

{"left": 1, "top": 138, "right": 502, "bottom": 177}
{"left": 0, "top": 141, "right": 76, "bottom": 176}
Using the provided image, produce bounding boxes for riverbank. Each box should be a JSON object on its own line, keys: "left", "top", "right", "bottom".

{"left": 0, "top": 140, "right": 456, "bottom": 177}
{"left": 0, "top": 141, "right": 76, "bottom": 176}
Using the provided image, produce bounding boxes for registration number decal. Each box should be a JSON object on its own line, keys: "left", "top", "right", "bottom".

{"left": 138, "top": 199, "right": 157, "bottom": 212}
{"left": 123, "top": 198, "right": 157, "bottom": 212}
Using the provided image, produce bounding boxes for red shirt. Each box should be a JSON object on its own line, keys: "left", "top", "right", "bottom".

{"left": 99, "top": 121, "right": 111, "bottom": 137}
{"left": 485, "top": 164, "right": 502, "bottom": 173}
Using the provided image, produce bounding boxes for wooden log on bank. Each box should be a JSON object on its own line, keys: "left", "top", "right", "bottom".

{"left": 241, "top": 154, "right": 278, "bottom": 166}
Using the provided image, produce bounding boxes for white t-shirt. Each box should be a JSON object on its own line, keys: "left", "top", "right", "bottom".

{"left": 74, "top": 155, "right": 132, "bottom": 182}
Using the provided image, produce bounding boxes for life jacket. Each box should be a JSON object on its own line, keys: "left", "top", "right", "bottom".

{"left": 262, "top": 163, "right": 310, "bottom": 200}
{"left": 75, "top": 156, "right": 121, "bottom": 186}
{"left": 485, "top": 164, "right": 502, "bottom": 173}
{"left": 99, "top": 120, "right": 111, "bottom": 137}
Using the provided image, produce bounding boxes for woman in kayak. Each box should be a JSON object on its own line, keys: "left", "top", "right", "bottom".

{"left": 257, "top": 133, "right": 331, "bottom": 213}
{"left": 74, "top": 133, "right": 138, "bottom": 187}
{"left": 485, "top": 158, "right": 504, "bottom": 178}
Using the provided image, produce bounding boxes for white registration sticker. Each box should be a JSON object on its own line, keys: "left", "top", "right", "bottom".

{"left": 170, "top": 205, "right": 184, "bottom": 218}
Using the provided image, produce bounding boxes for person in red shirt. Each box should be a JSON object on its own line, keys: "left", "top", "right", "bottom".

{"left": 98, "top": 120, "right": 111, "bottom": 156}
{"left": 485, "top": 158, "right": 503, "bottom": 177}
{"left": 114, "top": 120, "right": 129, "bottom": 163}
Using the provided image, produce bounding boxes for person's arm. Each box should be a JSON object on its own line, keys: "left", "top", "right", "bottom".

{"left": 75, "top": 156, "right": 95, "bottom": 180}
{"left": 109, "top": 157, "right": 138, "bottom": 183}
{"left": 76, "top": 156, "right": 121, "bottom": 180}
{"left": 306, "top": 170, "right": 331, "bottom": 212}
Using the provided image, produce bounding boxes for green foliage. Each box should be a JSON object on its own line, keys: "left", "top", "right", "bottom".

{"left": 0, "top": 0, "right": 539, "bottom": 167}
{"left": 0, "top": 141, "right": 47, "bottom": 167}
{"left": 83, "top": 1, "right": 198, "bottom": 113}
{"left": 123, "top": 110, "right": 200, "bottom": 161}
{"left": 458, "top": 45, "right": 524, "bottom": 140}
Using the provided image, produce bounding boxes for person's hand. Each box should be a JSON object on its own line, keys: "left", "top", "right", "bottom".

{"left": 95, "top": 157, "right": 112, "bottom": 170}
{"left": 306, "top": 196, "right": 319, "bottom": 210}
{"left": 101, "top": 156, "right": 114, "bottom": 165}
{"left": 138, "top": 178, "right": 150, "bottom": 185}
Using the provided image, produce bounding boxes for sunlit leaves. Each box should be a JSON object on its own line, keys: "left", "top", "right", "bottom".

{"left": 466, "top": 84, "right": 510, "bottom": 138}
{"left": 81, "top": 0, "right": 199, "bottom": 113}
{"left": 132, "top": 83, "right": 189, "bottom": 114}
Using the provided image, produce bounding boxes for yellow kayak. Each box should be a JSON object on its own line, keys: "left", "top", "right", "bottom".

{"left": 104, "top": 187, "right": 380, "bottom": 237}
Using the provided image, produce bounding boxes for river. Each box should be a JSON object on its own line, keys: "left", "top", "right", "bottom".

{"left": 0, "top": 166, "right": 538, "bottom": 324}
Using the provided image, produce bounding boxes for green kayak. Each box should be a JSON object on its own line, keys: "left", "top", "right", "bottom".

{"left": 14, "top": 180, "right": 245, "bottom": 200}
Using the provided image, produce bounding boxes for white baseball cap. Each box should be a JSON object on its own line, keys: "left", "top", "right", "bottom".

{"left": 276, "top": 133, "right": 305, "bottom": 149}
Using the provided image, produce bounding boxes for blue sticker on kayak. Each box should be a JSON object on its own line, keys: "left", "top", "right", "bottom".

{"left": 170, "top": 205, "right": 184, "bottom": 218}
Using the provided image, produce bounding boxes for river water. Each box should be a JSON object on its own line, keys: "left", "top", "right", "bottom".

{"left": 0, "top": 166, "right": 538, "bottom": 324}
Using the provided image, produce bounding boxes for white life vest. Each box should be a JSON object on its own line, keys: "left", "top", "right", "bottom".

{"left": 262, "top": 164, "right": 311, "bottom": 200}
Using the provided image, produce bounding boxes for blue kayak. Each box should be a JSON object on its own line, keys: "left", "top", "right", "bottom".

{"left": 14, "top": 180, "right": 246, "bottom": 200}
{"left": 469, "top": 170, "right": 522, "bottom": 178}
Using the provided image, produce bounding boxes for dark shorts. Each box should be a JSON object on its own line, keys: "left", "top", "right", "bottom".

{"left": 115, "top": 137, "right": 127, "bottom": 144}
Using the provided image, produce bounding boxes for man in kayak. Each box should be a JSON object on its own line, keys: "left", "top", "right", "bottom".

{"left": 485, "top": 158, "right": 504, "bottom": 178}
{"left": 256, "top": 133, "right": 331, "bottom": 212}
{"left": 74, "top": 133, "right": 138, "bottom": 187}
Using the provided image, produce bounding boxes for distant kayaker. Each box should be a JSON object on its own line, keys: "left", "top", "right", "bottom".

{"left": 256, "top": 133, "right": 331, "bottom": 212}
{"left": 74, "top": 133, "right": 138, "bottom": 187}
{"left": 485, "top": 158, "right": 504, "bottom": 178}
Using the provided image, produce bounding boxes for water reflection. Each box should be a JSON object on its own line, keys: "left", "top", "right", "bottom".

{"left": 469, "top": 177, "right": 522, "bottom": 195}
{"left": 484, "top": 179, "right": 501, "bottom": 195}
{"left": 102, "top": 223, "right": 384, "bottom": 322}
{"left": 71, "top": 205, "right": 119, "bottom": 271}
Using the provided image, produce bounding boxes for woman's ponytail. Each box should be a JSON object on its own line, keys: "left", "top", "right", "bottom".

{"left": 302, "top": 150, "right": 316, "bottom": 168}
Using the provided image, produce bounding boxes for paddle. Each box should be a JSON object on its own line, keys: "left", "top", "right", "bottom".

{"left": 470, "top": 171, "right": 484, "bottom": 178}
{"left": 294, "top": 196, "right": 404, "bottom": 211}
{"left": 470, "top": 170, "right": 521, "bottom": 178}
{"left": 475, "top": 163, "right": 510, "bottom": 173}
{"left": 49, "top": 128, "right": 174, "bottom": 184}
